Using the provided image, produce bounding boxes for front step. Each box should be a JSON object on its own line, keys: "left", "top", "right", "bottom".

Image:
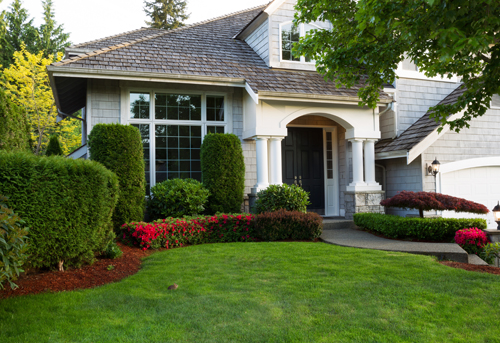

{"left": 323, "top": 219, "right": 356, "bottom": 230}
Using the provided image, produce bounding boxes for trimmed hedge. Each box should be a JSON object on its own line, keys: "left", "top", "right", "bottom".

{"left": 88, "top": 124, "right": 145, "bottom": 230}
{"left": 254, "top": 184, "right": 310, "bottom": 214}
{"left": 0, "top": 151, "right": 119, "bottom": 269}
{"left": 0, "top": 195, "right": 29, "bottom": 290}
{"left": 148, "top": 178, "right": 209, "bottom": 220}
{"left": 0, "top": 88, "right": 31, "bottom": 152}
{"left": 255, "top": 209, "right": 323, "bottom": 241}
{"left": 120, "top": 214, "right": 255, "bottom": 250}
{"left": 200, "top": 133, "right": 245, "bottom": 214}
{"left": 354, "top": 213, "right": 487, "bottom": 241}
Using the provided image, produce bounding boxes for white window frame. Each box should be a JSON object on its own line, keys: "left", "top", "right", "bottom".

{"left": 123, "top": 88, "right": 229, "bottom": 189}
{"left": 396, "top": 58, "right": 458, "bottom": 83}
{"left": 279, "top": 21, "right": 321, "bottom": 64}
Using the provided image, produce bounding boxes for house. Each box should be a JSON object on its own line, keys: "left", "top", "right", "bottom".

{"left": 47, "top": 0, "right": 500, "bottom": 227}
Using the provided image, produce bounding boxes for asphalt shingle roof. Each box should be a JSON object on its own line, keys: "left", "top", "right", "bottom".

{"left": 52, "top": 5, "right": 390, "bottom": 100}
{"left": 375, "top": 84, "right": 466, "bottom": 154}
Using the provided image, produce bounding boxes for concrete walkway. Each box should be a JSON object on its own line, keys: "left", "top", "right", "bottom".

{"left": 321, "top": 228, "right": 470, "bottom": 263}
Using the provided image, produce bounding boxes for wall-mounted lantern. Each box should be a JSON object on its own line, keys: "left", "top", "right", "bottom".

{"left": 492, "top": 202, "right": 500, "bottom": 230}
{"left": 427, "top": 157, "right": 440, "bottom": 177}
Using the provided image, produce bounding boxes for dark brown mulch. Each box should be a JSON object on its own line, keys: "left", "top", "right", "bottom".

{"left": 439, "top": 261, "right": 500, "bottom": 275}
{"left": 0, "top": 243, "right": 153, "bottom": 299}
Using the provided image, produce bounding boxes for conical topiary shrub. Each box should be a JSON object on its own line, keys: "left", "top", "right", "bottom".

{"left": 46, "top": 135, "right": 64, "bottom": 156}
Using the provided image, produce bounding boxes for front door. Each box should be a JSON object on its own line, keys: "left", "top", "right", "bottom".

{"left": 282, "top": 128, "right": 325, "bottom": 212}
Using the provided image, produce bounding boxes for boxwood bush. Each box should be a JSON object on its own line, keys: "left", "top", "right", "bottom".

{"left": 0, "top": 151, "right": 119, "bottom": 269}
{"left": 354, "top": 213, "right": 487, "bottom": 241}
{"left": 254, "top": 184, "right": 310, "bottom": 214}
{"left": 88, "top": 124, "right": 145, "bottom": 230}
{"left": 148, "top": 178, "right": 210, "bottom": 220}
{"left": 0, "top": 195, "right": 29, "bottom": 290}
{"left": 255, "top": 209, "right": 323, "bottom": 241}
{"left": 201, "top": 133, "right": 245, "bottom": 214}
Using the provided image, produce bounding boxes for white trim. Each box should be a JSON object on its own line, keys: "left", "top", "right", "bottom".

{"left": 278, "top": 21, "right": 321, "bottom": 65}
{"left": 441, "top": 157, "right": 500, "bottom": 175}
{"left": 67, "top": 145, "right": 87, "bottom": 159}
{"left": 407, "top": 110, "right": 464, "bottom": 164}
{"left": 264, "top": 0, "right": 288, "bottom": 16}
{"left": 323, "top": 127, "right": 339, "bottom": 216}
{"left": 245, "top": 82, "right": 259, "bottom": 104}
{"left": 396, "top": 62, "right": 458, "bottom": 83}
{"left": 375, "top": 150, "right": 407, "bottom": 160}
{"left": 258, "top": 91, "right": 392, "bottom": 104}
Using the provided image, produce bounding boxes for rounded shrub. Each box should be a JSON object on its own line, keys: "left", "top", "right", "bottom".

{"left": 0, "top": 88, "right": 31, "bottom": 152}
{"left": 454, "top": 228, "right": 489, "bottom": 255}
{"left": 254, "top": 184, "right": 310, "bottom": 214}
{"left": 0, "top": 151, "right": 119, "bottom": 269}
{"left": 0, "top": 195, "right": 29, "bottom": 290}
{"left": 148, "top": 178, "right": 210, "bottom": 219}
{"left": 88, "top": 123, "right": 145, "bottom": 230}
{"left": 201, "top": 133, "right": 245, "bottom": 214}
{"left": 46, "top": 135, "right": 64, "bottom": 156}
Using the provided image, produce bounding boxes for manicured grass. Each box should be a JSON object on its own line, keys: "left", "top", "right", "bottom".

{"left": 1, "top": 243, "right": 500, "bottom": 342}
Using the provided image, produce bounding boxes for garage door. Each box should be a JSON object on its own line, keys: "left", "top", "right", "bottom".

{"left": 441, "top": 166, "right": 500, "bottom": 229}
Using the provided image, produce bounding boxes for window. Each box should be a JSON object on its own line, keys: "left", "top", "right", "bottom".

{"left": 128, "top": 91, "right": 227, "bottom": 193}
{"left": 280, "top": 22, "right": 320, "bottom": 63}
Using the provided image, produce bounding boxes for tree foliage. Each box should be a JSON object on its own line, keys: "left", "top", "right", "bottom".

{"left": 37, "top": 0, "right": 71, "bottom": 58}
{"left": 144, "top": 0, "right": 189, "bottom": 30}
{"left": 1, "top": 46, "right": 81, "bottom": 155}
{"left": 45, "top": 135, "right": 63, "bottom": 156}
{"left": 0, "top": 87, "right": 31, "bottom": 152}
{"left": 294, "top": 0, "right": 500, "bottom": 132}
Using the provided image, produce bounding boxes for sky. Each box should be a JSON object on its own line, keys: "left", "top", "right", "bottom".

{"left": 0, "top": 0, "right": 269, "bottom": 46}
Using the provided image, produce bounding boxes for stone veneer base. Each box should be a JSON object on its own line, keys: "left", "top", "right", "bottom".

{"left": 344, "top": 190, "right": 385, "bottom": 220}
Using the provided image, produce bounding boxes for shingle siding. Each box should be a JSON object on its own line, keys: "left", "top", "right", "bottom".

{"left": 245, "top": 19, "right": 269, "bottom": 65}
{"left": 379, "top": 108, "right": 396, "bottom": 139}
{"left": 89, "top": 79, "right": 121, "bottom": 128}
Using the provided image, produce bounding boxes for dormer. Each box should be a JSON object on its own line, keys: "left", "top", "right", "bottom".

{"left": 236, "top": 0, "right": 331, "bottom": 71}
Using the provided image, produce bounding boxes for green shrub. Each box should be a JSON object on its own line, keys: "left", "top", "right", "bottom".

{"left": 0, "top": 195, "right": 29, "bottom": 290}
{"left": 45, "top": 135, "right": 64, "bottom": 156}
{"left": 481, "top": 242, "right": 500, "bottom": 265}
{"left": 148, "top": 178, "right": 210, "bottom": 219}
{"left": 0, "top": 151, "right": 119, "bottom": 269}
{"left": 0, "top": 88, "right": 31, "bottom": 152}
{"left": 88, "top": 124, "right": 145, "bottom": 230}
{"left": 201, "top": 133, "right": 245, "bottom": 214}
{"left": 255, "top": 209, "right": 323, "bottom": 241}
{"left": 102, "top": 241, "right": 123, "bottom": 259}
{"left": 254, "top": 184, "right": 310, "bottom": 214}
{"left": 354, "top": 213, "right": 487, "bottom": 241}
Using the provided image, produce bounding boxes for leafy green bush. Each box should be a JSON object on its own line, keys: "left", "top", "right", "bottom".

{"left": 201, "top": 133, "right": 245, "bottom": 214}
{"left": 45, "top": 135, "right": 64, "bottom": 156}
{"left": 254, "top": 209, "right": 323, "bottom": 241}
{"left": 0, "top": 195, "right": 29, "bottom": 290}
{"left": 254, "top": 184, "right": 310, "bottom": 214}
{"left": 148, "top": 178, "right": 209, "bottom": 219}
{"left": 102, "top": 241, "right": 123, "bottom": 259}
{"left": 0, "top": 88, "right": 31, "bottom": 152}
{"left": 354, "top": 213, "right": 487, "bottom": 241}
{"left": 481, "top": 242, "right": 500, "bottom": 265}
{"left": 88, "top": 123, "right": 145, "bottom": 230}
{"left": 0, "top": 151, "right": 119, "bottom": 269}
{"left": 120, "top": 213, "right": 255, "bottom": 250}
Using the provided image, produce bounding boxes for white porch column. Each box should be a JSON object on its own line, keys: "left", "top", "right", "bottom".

{"left": 364, "top": 139, "right": 378, "bottom": 186}
{"left": 269, "top": 137, "right": 283, "bottom": 185}
{"left": 348, "top": 139, "right": 367, "bottom": 189}
{"left": 254, "top": 136, "right": 269, "bottom": 191}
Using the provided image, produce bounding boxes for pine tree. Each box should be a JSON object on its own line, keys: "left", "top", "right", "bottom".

{"left": 37, "top": 0, "right": 70, "bottom": 58}
{"left": 1, "top": 0, "right": 38, "bottom": 67}
{"left": 46, "top": 135, "right": 63, "bottom": 156}
{"left": 144, "top": 0, "right": 189, "bottom": 30}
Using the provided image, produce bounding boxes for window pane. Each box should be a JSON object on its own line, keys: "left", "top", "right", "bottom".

{"left": 207, "top": 126, "right": 225, "bottom": 134}
{"left": 159, "top": 94, "right": 202, "bottom": 121}
{"left": 130, "top": 92, "right": 150, "bottom": 119}
{"left": 281, "top": 24, "right": 300, "bottom": 61}
{"left": 207, "top": 96, "right": 224, "bottom": 121}
{"left": 131, "top": 124, "right": 150, "bottom": 194}
{"left": 155, "top": 125, "right": 202, "bottom": 182}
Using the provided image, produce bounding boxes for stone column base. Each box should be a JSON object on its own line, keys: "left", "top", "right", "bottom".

{"left": 345, "top": 190, "right": 385, "bottom": 220}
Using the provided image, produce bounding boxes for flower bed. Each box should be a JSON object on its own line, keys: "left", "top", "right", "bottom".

{"left": 121, "top": 214, "right": 255, "bottom": 250}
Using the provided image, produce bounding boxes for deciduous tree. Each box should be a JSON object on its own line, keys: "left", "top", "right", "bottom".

{"left": 144, "top": 0, "right": 189, "bottom": 30}
{"left": 294, "top": 0, "right": 500, "bottom": 132}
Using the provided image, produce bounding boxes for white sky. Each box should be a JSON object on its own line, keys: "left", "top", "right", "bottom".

{"left": 0, "top": 0, "right": 269, "bottom": 46}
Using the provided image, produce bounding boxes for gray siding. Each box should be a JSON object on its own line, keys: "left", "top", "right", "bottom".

{"left": 422, "top": 106, "right": 500, "bottom": 192}
{"left": 492, "top": 94, "right": 500, "bottom": 109}
{"left": 245, "top": 19, "right": 269, "bottom": 65}
{"left": 379, "top": 108, "right": 396, "bottom": 139}
{"left": 396, "top": 78, "right": 461, "bottom": 136}
{"left": 89, "top": 79, "right": 121, "bottom": 128}
{"left": 380, "top": 156, "right": 423, "bottom": 217}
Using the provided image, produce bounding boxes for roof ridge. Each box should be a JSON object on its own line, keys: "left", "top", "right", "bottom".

{"left": 53, "top": 4, "right": 268, "bottom": 67}
{"left": 70, "top": 27, "right": 150, "bottom": 49}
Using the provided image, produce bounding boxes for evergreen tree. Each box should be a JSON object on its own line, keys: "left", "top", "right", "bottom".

{"left": 1, "top": 0, "right": 38, "bottom": 67}
{"left": 0, "top": 87, "right": 31, "bottom": 152}
{"left": 37, "top": 0, "right": 70, "bottom": 58}
{"left": 46, "top": 135, "right": 63, "bottom": 156}
{"left": 144, "top": 0, "right": 189, "bottom": 30}
{"left": 0, "top": 1, "right": 6, "bottom": 45}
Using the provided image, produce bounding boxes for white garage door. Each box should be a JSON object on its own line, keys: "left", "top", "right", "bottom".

{"left": 441, "top": 166, "right": 500, "bottom": 229}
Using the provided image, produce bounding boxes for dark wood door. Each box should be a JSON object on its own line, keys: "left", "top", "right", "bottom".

{"left": 282, "top": 128, "right": 325, "bottom": 210}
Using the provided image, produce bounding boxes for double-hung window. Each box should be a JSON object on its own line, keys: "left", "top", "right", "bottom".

{"left": 127, "top": 91, "right": 227, "bottom": 194}
{"left": 280, "top": 22, "right": 321, "bottom": 63}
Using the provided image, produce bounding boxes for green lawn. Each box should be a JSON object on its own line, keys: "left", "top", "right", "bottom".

{"left": 1, "top": 242, "right": 499, "bottom": 342}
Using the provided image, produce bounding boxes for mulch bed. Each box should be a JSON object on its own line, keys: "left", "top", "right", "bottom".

{"left": 1, "top": 240, "right": 498, "bottom": 300}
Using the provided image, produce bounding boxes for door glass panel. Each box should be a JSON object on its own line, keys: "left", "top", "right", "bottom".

{"left": 326, "top": 131, "right": 334, "bottom": 180}
{"left": 131, "top": 124, "right": 150, "bottom": 194}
